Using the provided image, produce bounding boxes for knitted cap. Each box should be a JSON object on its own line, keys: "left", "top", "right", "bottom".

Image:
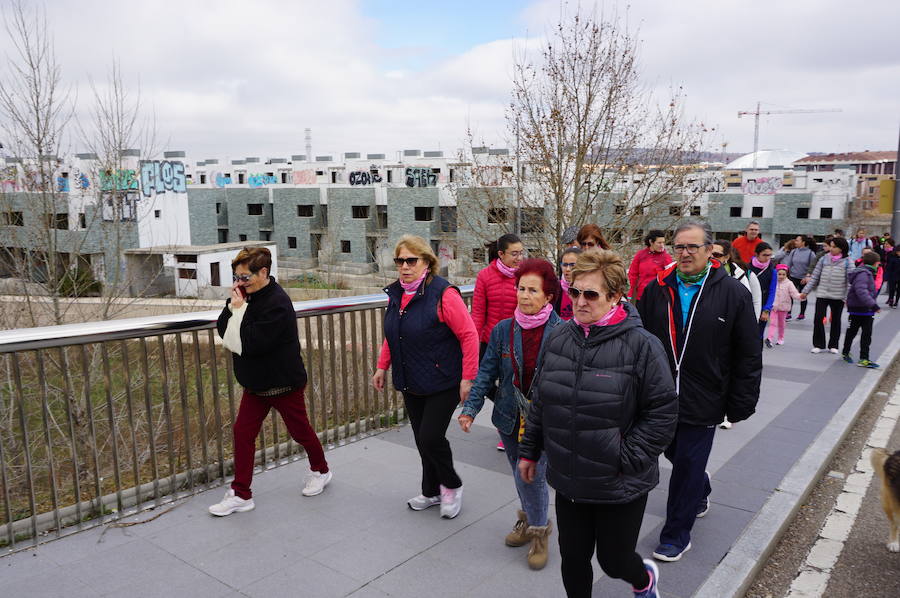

{"left": 561, "top": 225, "right": 578, "bottom": 244}
{"left": 775, "top": 264, "right": 788, "bottom": 271}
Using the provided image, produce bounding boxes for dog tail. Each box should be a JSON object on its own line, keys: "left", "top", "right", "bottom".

{"left": 871, "top": 448, "right": 888, "bottom": 480}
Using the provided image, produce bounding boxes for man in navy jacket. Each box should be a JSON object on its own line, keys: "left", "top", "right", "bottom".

{"left": 638, "top": 221, "right": 762, "bottom": 562}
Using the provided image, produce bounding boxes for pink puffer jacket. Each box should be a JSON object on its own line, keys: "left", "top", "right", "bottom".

{"left": 470, "top": 259, "right": 518, "bottom": 343}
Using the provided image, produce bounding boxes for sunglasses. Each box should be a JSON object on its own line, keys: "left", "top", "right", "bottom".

{"left": 393, "top": 257, "right": 420, "bottom": 267}
{"left": 233, "top": 273, "right": 254, "bottom": 283}
{"left": 711, "top": 252, "right": 726, "bottom": 259}
{"left": 580, "top": 241, "right": 598, "bottom": 248}
{"left": 567, "top": 286, "right": 602, "bottom": 301}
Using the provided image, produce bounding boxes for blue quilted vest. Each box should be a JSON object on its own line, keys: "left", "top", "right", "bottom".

{"left": 384, "top": 275, "right": 463, "bottom": 395}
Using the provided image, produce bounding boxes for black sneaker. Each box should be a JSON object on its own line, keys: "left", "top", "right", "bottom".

{"left": 696, "top": 497, "right": 710, "bottom": 518}
{"left": 765, "top": 339, "right": 773, "bottom": 349}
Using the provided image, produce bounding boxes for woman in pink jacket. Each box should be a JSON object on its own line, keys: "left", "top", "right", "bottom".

{"left": 471, "top": 233, "right": 524, "bottom": 451}
{"left": 627, "top": 230, "right": 672, "bottom": 305}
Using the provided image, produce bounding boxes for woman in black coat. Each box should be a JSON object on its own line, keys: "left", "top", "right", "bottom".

{"left": 518, "top": 250, "right": 677, "bottom": 598}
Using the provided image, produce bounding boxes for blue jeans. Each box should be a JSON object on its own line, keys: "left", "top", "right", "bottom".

{"left": 499, "top": 429, "right": 549, "bottom": 526}
{"left": 660, "top": 423, "right": 715, "bottom": 549}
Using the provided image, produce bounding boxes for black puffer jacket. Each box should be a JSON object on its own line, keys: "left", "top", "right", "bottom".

{"left": 518, "top": 302, "right": 678, "bottom": 504}
{"left": 638, "top": 262, "right": 762, "bottom": 425}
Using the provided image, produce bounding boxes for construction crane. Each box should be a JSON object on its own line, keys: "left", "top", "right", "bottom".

{"left": 738, "top": 102, "right": 842, "bottom": 168}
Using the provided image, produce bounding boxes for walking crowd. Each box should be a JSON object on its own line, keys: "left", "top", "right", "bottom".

{"left": 206, "top": 219, "right": 892, "bottom": 597}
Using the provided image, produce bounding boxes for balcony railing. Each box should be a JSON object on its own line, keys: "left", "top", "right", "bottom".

{"left": 0, "top": 285, "right": 473, "bottom": 551}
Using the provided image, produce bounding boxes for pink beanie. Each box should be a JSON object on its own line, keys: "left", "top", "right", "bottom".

{"left": 775, "top": 264, "right": 788, "bottom": 271}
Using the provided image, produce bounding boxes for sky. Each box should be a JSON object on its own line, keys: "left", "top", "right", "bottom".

{"left": 1, "top": 0, "right": 898, "bottom": 163}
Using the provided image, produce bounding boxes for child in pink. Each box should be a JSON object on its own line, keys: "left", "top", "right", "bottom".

{"left": 767, "top": 264, "right": 801, "bottom": 347}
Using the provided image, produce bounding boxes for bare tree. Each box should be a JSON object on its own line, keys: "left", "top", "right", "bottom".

{"left": 457, "top": 4, "right": 713, "bottom": 269}
{"left": 0, "top": 0, "right": 75, "bottom": 326}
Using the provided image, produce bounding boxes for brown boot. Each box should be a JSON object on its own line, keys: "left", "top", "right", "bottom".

{"left": 505, "top": 510, "right": 530, "bottom": 547}
{"left": 526, "top": 521, "right": 552, "bottom": 570}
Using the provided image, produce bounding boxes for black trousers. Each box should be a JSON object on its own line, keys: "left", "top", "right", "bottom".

{"left": 788, "top": 275, "right": 808, "bottom": 315}
{"left": 887, "top": 280, "right": 900, "bottom": 305}
{"left": 555, "top": 492, "right": 650, "bottom": 597}
{"left": 842, "top": 314, "right": 874, "bottom": 360}
{"left": 812, "top": 298, "right": 845, "bottom": 350}
{"left": 403, "top": 386, "right": 462, "bottom": 497}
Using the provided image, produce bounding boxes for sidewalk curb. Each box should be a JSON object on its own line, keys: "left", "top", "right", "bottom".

{"left": 694, "top": 325, "right": 900, "bottom": 598}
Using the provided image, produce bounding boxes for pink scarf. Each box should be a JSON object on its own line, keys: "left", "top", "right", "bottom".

{"left": 751, "top": 256, "right": 770, "bottom": 270}
{"left": 560, "top": 277, "right": 570, "bottom": 293}
{"left": 514, "top": 304, "right": 553, "bottom": 329}
{"left": 830, "top": 254, "right": 842, "bottom": 263}
{"left": 400, "top": 270, "right": 427, "bottom": 295}
{"left": 495, "top": 259, "right": 517, "bottom": 278}
{"left": 577, "top": 304, "right": 626, "bottom": 336}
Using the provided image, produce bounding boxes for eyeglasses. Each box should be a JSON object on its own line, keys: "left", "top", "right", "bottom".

{"left": 673, "top": 243, "right": 708, "bottom": 254}
{"left": 560, "top": 262, "right": 577, "bottom": 269}
{"left": 501, "top": 250, "right": 525, "bottom": 258}
{"left": 393, "top": 257, "right": 420, "bottom": 267}
{"left": 580, "top": 241, "right": 598, "bottom": 248}
{"left": 567, "top": 286, "right": 602, "bottom": 301}
{"left": 711, "top": 252, "right": 726, "bottom": 259}
{"left": 233, "top": 273, "right": 254, "bottom": 283}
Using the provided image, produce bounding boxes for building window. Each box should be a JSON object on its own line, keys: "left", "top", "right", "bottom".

{"left": 260, "top": 231, "right": 271, "bottom": 241}
{"left": 751, "top": 206, "right": 763, "bottom": 218}
{"left": 820, "top": 207, "right": 833, "bottom": 219}
{"left": 614, "top": 204, "right": 625, "bottom": 215}
{"left": 472, "top": 247, "right": 486, "bottom": 263}
{"left": 45, "top": 213, "right": 68, "bottom": 230}
{"left": 377, "top": 205, "right": 388, "bottom": 229}
{"left": 352, "top": 205, "right": 370, "bottom": 219}
{"left": 449, "top": 168, "right": 455, "bottom": 183}
{"left": 237, "top": 173, "right": 245, "bottom": 184}
{"left": 281, "top": 172, "right": 288, "bottom": 183}
{"left": 440, "top": 206, "right": 457, "bottom": 232}
{"left": 521, "top": 207, "right": 544, "bottom": 234}
{"left": 387, "top": 170, "right": 393, "bottom": 183}
{"left": 341, "top": 240, "right": 351, "bottom": 253}
{"left": 690, "top": 206, "right": 701, "bottom": 216}
{"left": 78, "top": 213, "right": 87, "bottom": 229}
{"left": 178, "top": 268, "right": 197, "bottom": 279}
{"left": 488, "top": 208, "right": 508, "bottom": 224}
{"left": 315, "top": 170, "right": 324, "bottom": 176}
{"left": 797, "top": 207, "right": 809, "bottom": 219}
{"left": 200, "top": 174, "right": 207, "bottom": 184}
{"left": 174, "top": 254, "right": 198, "bottom": 263}
{"left": 216, "top": 202, "right": 221, "bottom": 214}
{"left": 154, "top": 209, "right": 161, "bottom": 219}
{"left": 729, "top": 206, "right": 742, "bottom": 217}
{"left": 218, "top": 230, "right": 228, "bottom": 243}
{"left": 669, "top": 206, "right": 681, "bottom": 216}
{"left": 239, "top": 234, "right": 247, "bottom": 241}
{"left": 297, "top": 204, "right": 313, "bottom": 217}
{"left": 414, "top": 207, "right": 434, "bottom": 221}
{"left": 288, "top": 236, "right": 297, "bottom": 249}
{"left": 331, "top": 172, "right": 337, "bottom": 184}
{"left": 248, "top": 204, "right": 263, "bottom": 216}
{"left": 2, "top": 211, "right": 24, "bottom": 226}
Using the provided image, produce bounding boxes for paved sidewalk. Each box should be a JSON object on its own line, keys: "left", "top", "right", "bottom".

{"left": 2, "top": 308, "right": 899, "bottom": 597}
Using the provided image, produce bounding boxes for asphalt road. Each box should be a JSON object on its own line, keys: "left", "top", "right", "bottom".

{"left": 746, "top": 358, "right": 900, "bottom": 598}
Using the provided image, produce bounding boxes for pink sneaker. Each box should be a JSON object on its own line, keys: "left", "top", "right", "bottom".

{"left": 496, "top": 440, "right": 505, "bottom": 451}
{"left": 776, "top": 340, "right": 784, "bottom": 345}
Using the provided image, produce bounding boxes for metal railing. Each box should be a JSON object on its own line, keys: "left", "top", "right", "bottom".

{"left": 0, "top": 285, "right": 474, "bottom": 551}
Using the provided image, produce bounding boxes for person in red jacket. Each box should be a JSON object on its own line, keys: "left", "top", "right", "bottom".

{"left": 471, "top": 233, "right": 524, "bottom": 451}
{"left": 628, "top": 230, "right": 672, "bottom": 304}
{"left": 732, "top": 221, "right": 763, "bottom": 264}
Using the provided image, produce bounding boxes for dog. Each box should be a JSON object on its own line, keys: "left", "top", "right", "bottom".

{"left": 870, "top": 447, "right": 900, "bottom": 552}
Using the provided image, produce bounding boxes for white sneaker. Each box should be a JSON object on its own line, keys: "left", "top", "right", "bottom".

{"left": 407, "top": 494, "right": 441, "bottom": 511}
{"left": 828, "top": 348, "right": 839, "bottom": 354}
{"left": 440, "top": 484, "right": 463, "bottom": 519}
{"left": 208, "top": 489, "right": 255, "bottom": 516}
{"left": 302, "top": 469, "right": 333, "bottom": 496}
{"left": 719, "top": 418, "right": 732, "bottom": 429}
{"left": 810, "top": 347, "right": 822, "bottom": 354}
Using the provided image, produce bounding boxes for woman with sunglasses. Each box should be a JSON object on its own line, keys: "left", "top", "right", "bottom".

{"left": 576, "top": 223, "right": 610, "bottom": 251}
{"left": 627, "top": 230, "right": 672, "bottom": 306}
{"left": 372, "top": 235, "right": 479, "bottom": 519}
{"left": 518, "top": 250, "right": 677, "bottom": 598}
{"left": 555, "top": 246, "right": 582, "bottom": 320}
{"left": 458, "top": 258, "right": 563, "bottom": 570}
{"left": 471, "top": 233, "right": 525, "bottom": 451}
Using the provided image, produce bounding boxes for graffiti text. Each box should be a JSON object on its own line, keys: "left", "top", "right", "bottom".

{"left": 140, "top": 160, "right": 187, "bottom": 198}
{"left": 742, "top": 177, "right": 782, "bottom": 195}
{"left": 405, "top": 167, "right": 437, "bottom": 188}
